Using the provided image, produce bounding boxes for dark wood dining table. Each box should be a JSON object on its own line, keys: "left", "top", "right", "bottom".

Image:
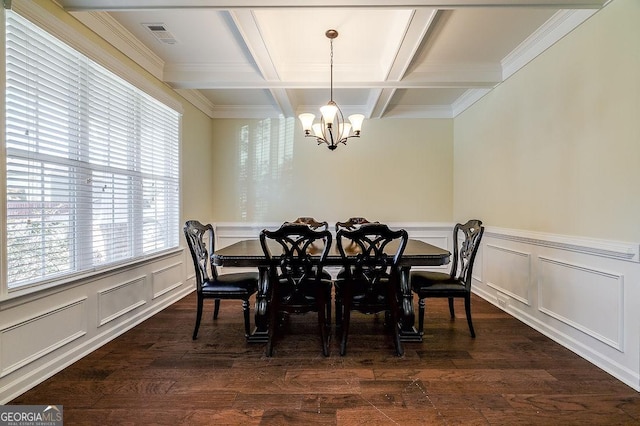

{"left": 213, "top": 238, "right": 450, "bottom": 342}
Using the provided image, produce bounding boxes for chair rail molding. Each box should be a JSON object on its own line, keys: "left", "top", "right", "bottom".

{"left": 485, "top": 226, "right": 640, "bottom": 263}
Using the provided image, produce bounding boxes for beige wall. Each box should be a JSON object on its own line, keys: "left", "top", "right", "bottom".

{"left": 210, "top": 117, "right": 453, "bottom": 223}
{"left": 180, "top": 103, "right": 215, "bottom": 224}
{"left": 453, "top": 0, "right": 640, "bottom": 241}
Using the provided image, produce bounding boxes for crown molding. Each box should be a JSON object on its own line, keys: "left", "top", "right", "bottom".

{"left": 451, "top": 89, "right": 492, "bottom": 117}
{"left": 175, "top": 89, "right": 216, "bottom": 118}
{"left": 69, "top": 11, "right": 165, "bottom": 80}
{"left": 501, "top": 9, "right": 597, "bottom": 80}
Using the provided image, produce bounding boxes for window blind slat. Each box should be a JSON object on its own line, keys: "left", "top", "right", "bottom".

{"left": 5, "top": 10, "right": 180, "bottom": 289}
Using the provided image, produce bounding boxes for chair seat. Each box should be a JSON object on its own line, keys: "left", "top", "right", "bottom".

{"left": 410, "top": 270, "right": 449, "bottom": 282}
{"left": 411, "top": 271, "right": 466, "bottom": 294}
{"left": 201, "top": 272, "right": 259, "bottom": 297}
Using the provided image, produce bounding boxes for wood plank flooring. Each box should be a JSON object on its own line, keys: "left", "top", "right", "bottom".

{"left": 10, "top": 292, "right": 640, "bottom": 425}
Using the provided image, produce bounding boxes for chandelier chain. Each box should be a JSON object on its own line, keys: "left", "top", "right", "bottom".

{"left": 329, "top": 38, "right": 334, "bottom": 102}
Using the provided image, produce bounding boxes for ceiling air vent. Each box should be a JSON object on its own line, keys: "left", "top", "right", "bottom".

{"left": 142, "top": 23, "right": 177, "bottom": 45}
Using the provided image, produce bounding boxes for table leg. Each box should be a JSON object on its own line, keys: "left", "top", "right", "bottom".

{"left": 247, "top": 266, "right": 269, "bottom": 343}
{"left": 398, "top": 266, "right": 422, "bottom": 342}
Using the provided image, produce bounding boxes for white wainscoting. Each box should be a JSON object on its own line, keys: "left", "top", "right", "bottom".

{"left": 2, "top": 223, "right": 638, "bottom": 402}
{"left": 475, "top": 227, "right": 640, "bottom": 391}
{"left": 0, "top": 248, "right": 193, "bottom": 403}
{"left": 216, "top": 222, "right": 640, "bottom": 390}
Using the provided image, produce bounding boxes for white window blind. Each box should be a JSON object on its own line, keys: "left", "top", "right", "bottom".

{"left": 5, "top": 11, "right": 180, "bottom": 289}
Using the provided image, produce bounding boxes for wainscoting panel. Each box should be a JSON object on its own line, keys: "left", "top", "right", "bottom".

{"left": 538, "top": 256, "right": 624, "bottom": 351}
{"left": 474, "top": 227, "right": 640, "bottom": 391}
{"left": 98, "top": 277, "right": 147, "bottom": 327}
{"left": 0, "top": 248, "right": 190, "bottom": 403}
{"left": 0, "top": 298, "right": 87, "bottom": 377}
{"left": 152, "top": 261, "right": 184, "bottom": 299}
{"left": 484, "top": 244, "right": 532, "bottom": 305}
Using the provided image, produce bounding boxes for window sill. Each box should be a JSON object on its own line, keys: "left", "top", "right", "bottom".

{"left": 1, "top": 246, "right": 185, "bottom": 307}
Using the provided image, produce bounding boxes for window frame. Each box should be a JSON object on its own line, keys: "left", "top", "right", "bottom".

{"left": 1, "top": 2, "right": 183, "bottom": 299}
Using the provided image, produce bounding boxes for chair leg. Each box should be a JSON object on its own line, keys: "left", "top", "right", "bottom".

{"left": 340, "top": 288, "right": 352, "bottom": 356}
{"left": 388, "top": 284, "right": 403, "bottom": 357}
{"left": 325, "top": 287, "right": 332, "bottom": 329}
{"left": 193, "top": 295, "right": 204, "bottom": 340}
{"left": 418, "top": 298, "right": 425, "bottom": 335}
{"left": 266, "top": 292, "right": 278, "bottom": 357}
{"left": 448, "top": 297, "right": 455, "bottom": 319}
{"left": 242, "top": 299, "right": 251, "bottom": 338}
{"left": 213, "top": 299, "right": 221, "bottom": 319}
{"left": 465, "top": 295, "right": 476, "bottom": 338}
{"left": 384, "top": 310, "right": 392, "bottom": 328}
{"left": 317, "top": 287, "right": 329, "bottom": 357}
{"left": 335, "top": 288, "right": 343, "bottom": 329}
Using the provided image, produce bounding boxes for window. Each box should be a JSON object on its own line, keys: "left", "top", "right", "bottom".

{"left": 4, "top": 11, "right": 180, "bottom": 289}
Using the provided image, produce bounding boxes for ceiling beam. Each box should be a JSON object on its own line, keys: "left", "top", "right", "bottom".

{"left": 59, "top": 0, "right": 608, "bottom": 12}
{"left": 229, "top": 9, "right": 295, "bottom": 116}
{"left": 370, "top": 8, "right": 438, "bottom": 118}
{"left": 166, "top": 80, "right": 500, "bottom": 90}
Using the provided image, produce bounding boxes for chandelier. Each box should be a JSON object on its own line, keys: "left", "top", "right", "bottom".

{"left": 298, "top": 29, "right": 364, "bottom": 151}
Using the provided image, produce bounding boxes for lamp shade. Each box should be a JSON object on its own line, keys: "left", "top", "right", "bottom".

{"left": 348, "top": 114, "right": 365, "bottom": 133}
{"left": 312, "top": 123, "right": 323, "bottom": 138}
{"left": 320, "top": 104, "right": 338, "bottom": 125}
{"left": 339, "top": 123, "right": 351, "bottom": 140}
{"left": 298, "top": 113, "right": 315, "bottom": 132}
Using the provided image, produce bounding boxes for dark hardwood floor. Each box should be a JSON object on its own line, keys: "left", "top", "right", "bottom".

{"left": 11, "top": 292, "right": 640, "bottom": 425}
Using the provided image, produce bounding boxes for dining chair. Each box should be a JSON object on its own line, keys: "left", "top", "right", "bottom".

{"left": 334, "top": 217, "right": 374, "bottom": 233}
{"left": 336, "top": 223, "right": 408, "bottom": 356}
{"left": 184, "top": 220, "right": 259, "bottom": 340}
{"left": 288, "top": 217, "right": 329, "bottom": 231}
{"left": 288, "top": 217, "right": 333, "bottom": 281}
{"left": 333, "top": 217, "right": 375, "bottom": 326}
{"left": 410, "top": 219, "right": 484, "bottom": 338}
{"left": 260, "top": 223, "right": 333, "bottom": 357}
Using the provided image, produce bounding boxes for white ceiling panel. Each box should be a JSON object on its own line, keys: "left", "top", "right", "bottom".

{"left": 62, "top": 0, "right": 605, "bottom": 119}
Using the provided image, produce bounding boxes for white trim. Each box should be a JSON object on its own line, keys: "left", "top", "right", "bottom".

{"left": 501, "top": 9, "right": 597, "bottom": 80}
{"left": 486, "top": 226, "right": 639, "bottom": 263}
{"left": 537, "top": 255, "right": 624, "bottom": 352}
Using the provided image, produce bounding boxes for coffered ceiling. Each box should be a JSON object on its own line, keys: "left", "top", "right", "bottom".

{"left": 58, "top": 0, "right": 606, "bottom": 119}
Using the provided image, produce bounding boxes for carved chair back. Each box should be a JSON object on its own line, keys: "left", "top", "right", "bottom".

{"left": 287, "top": 217, "right": 329, "bottom": 231}
{"left": 184, "top": 220, "right": 218, "bottom": 290}
{"left": 450, "top": 219, "right": 484, "bottom": 289}
{"left": 336, "top": 223, "right": 408, "bottom": 312}
{"left": 260, "top": 223, "right": 332, "bottom": 311}
{"left": 335, "top": 217, "right": 374, "bottom": 233}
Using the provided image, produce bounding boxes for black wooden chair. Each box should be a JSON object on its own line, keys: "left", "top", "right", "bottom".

{"left": 184, "top": 220, "right": 259, "bottom": 340}
{"left": 336, "top": 223, "right": 408, "bottom": 356}
{"left": 333, "top": 217, "right": 376, "bottom": 326}
{"left": 288, "top": 217, "right": 329, "bottom": 231}
{"left": 288, "top": 217, "right": 332, "bottom": 280}
{"left": 334, "top": 217, "right": 374, "bottom": 233}
{"left": 260, "top": 223, "right": 333, "bottom": 357}
{"left": 410, "top": 219, "right": 484, "bottom": 338}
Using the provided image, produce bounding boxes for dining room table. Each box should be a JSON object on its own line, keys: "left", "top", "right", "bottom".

{"left": 212, "top": 237, "right": 450, "bottom": 342}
